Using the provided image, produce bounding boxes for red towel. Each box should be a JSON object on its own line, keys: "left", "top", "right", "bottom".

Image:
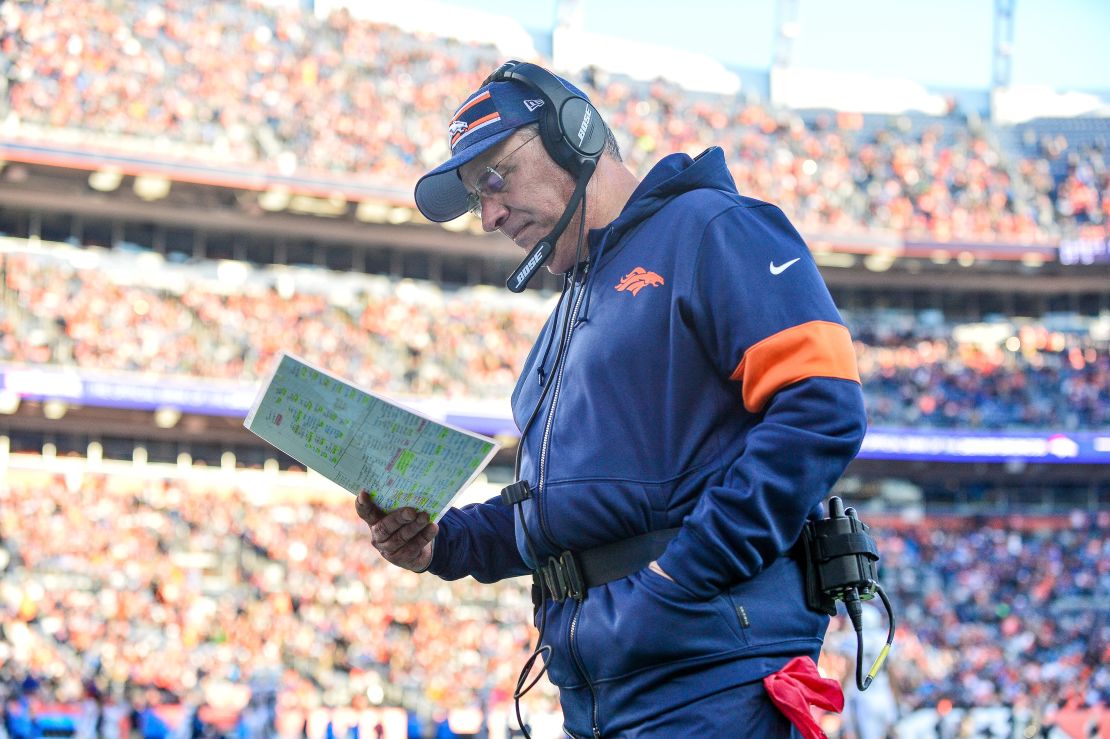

{"left": 762, "top": 656, "right": 844, "bottom": 739}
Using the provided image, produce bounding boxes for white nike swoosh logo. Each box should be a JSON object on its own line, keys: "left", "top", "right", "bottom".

{"left": 769, "top": 258, "right": 801, "bottom": 275}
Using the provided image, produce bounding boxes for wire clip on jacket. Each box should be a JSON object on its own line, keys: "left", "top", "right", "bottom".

{"left": 501, "top": 480, "right": 532, "bottom": 505}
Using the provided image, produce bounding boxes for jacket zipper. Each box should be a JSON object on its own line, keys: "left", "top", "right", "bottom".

{"left": 536, "top": 271, "right": 589, "bottom": 543}
{"left": 569, "top": 599, "right": 602, "bottom": 738}
{"left": 535, "top": 273, "right": 602, "bottom": 737}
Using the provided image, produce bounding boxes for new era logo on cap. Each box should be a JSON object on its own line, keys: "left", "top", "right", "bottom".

{"left": 524, "top": 99, "right": 545, "bottom": 112}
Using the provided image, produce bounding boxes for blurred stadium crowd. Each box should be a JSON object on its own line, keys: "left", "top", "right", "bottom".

{"left": 0, "top": 468, "right": 554, "bottom": 738}
{"left": 1, "top": 469, "right": 1106, "bottom": 738}
{"left": 2, "top": 0, "right": 1109, "bottom": 242}
{"left": 872, "top": 517, "right": 1107, "bottom": 714}
{"left": 2, "top": 246, "right": 1107, "bottom": 432}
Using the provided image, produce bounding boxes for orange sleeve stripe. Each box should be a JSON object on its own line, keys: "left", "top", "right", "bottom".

{"left": 729, "top": 320, "right": 861, "bottom": 413}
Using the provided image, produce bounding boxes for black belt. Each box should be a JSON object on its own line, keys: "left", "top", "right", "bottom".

{"left": 532, "top": 527, "right": 681, "bottom": 605}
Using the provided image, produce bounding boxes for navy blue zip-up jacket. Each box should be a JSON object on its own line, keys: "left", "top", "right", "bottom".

{"left": 429, "top": 147, "right": 867, "bottom": 736}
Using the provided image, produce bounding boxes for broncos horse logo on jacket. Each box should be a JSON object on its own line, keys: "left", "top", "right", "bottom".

{"left": 615, "top": 267, "right": 665, "bottom": 296}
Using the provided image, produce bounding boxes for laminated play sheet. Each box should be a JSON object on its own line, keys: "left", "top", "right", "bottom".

{"left": 245, "top": 353, "right": 499, "bottom": 521}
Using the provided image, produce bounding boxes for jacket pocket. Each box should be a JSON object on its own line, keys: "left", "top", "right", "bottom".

{"left": 566, "top": 567, "right": 748, "bottom": 683}
{"left": 725, "top": 556, "right": 828, "bottom": 653}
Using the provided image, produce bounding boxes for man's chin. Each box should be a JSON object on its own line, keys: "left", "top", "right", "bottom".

{"left": 546, "top": 261, "right": 573, "bottom": 275}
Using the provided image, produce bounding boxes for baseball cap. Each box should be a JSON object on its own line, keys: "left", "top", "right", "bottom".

{"left": 414, "top": 71, "right": 593, "bottom": 222}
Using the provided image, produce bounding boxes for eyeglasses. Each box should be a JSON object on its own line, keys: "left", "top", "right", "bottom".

{"left": 465, "top": 135, "right": 540, "bottom": 217}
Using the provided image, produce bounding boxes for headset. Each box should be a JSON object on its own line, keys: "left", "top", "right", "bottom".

{"left": 482, "top": 61, "right": 609, "bottom": 292}
{"left": 482, "top": 60, "right": 609, "bottom": 178}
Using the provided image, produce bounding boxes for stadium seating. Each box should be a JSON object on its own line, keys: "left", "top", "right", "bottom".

{"left": 0, "top": 462, "right": 1105, "bottom": 737}
{"left": 2, "top": 244, "right": 1106, "bottom": 431}
{"left": 2, "top": 0, "right": 1107, "bottom": 241}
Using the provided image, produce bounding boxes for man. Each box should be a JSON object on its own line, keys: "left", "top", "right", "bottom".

{"left": 357, "top": 61, "right": 866, "bottom": 737}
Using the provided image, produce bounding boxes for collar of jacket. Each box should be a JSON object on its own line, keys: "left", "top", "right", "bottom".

{"left": 583, "top": 146, "right": 738, "bottom": 271}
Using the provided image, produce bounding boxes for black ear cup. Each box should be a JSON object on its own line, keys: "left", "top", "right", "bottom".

{"left": 557, "top": 97, "right": 607, "bottom": 159}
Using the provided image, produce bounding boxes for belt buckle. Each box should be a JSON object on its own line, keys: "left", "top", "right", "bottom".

{"left": 543, "top": 556, "right": 566, "bottom": 602}
{"left": 537, "top": 551, "right": 586, "bottom": 603}
{"left": 560, "top": 551, "right": 585, "bottom": 601}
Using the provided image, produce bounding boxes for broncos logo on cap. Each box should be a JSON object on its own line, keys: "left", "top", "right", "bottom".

{"left": 448, "top": 90, "right": 501, "bottom": 149}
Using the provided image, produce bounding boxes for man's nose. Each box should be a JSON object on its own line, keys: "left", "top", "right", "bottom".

{"left": 480, "top": 197, "right": 509, "bottom": 233}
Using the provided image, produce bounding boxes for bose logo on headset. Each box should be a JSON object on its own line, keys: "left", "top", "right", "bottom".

{"left": 577, "top": 107, "right": 592, "bottom": 146}
{"left": 514, "top": 246, "right": 549, "bottom": 290}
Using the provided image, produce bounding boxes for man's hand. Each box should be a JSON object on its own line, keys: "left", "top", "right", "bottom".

{"left": 648, "top": 560, "right": 674, "bottom": 582}
{"left": 355, "top": 491, "right": 438, "bottom": 572}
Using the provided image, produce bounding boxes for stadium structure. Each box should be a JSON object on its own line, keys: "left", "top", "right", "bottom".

{"left": 0, "top": 1, "right": 1107, "bottom": 738}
